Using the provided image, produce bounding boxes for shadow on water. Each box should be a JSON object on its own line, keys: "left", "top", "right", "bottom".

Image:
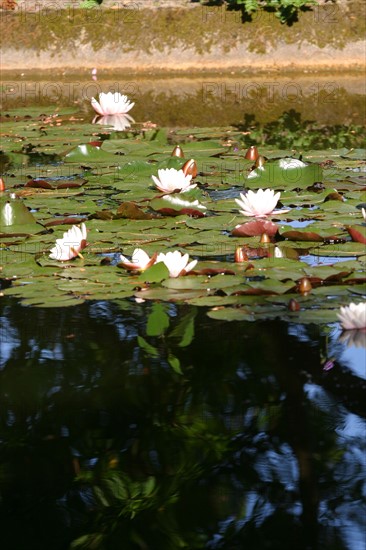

{"left": 0, "top": 297, "right": 365, "bottom": 550}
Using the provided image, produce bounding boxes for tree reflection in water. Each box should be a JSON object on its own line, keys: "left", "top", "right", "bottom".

{"left": 0, "top": 297, "right": 365, "bottom": 550}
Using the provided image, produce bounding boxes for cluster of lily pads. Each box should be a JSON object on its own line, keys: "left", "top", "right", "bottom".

{"left": 0, "top": 91, "right": 365, "bottom": 335}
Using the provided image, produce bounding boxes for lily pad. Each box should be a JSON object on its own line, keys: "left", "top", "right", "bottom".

{"left": 150, "top": 194, "right": 207, "bottom": 218}
{"left": 64, "top": 144, "right": 118, "bottom": 163}
{"left": 245, "top": 160, "right": 323, "bottom": 188}
{"left": 347, "top": 225, "right": 366, "bottom": 244}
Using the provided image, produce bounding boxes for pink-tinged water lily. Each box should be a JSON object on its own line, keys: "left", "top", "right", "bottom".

{"left": 152, "top": 168, "right": 196, "bottom": 194}
{"left": 92, "top": 113, "right": 135, "bottom": 131}
{"left": 235, "top": 189, "right": 282, "bottom": 218}
{"left": 118, "top": 248, "right": 157, "bottom": 271}
{"left": 49, "top": 223, "right": 87, "bottom": 261}
{"left": 91, "top": 92, "right": 135, "bottom": 116}
{"left": 156, "top": 250, "right": 197, "bottom": 278}
{"left": 337, "top": 302, "right": 366, "bottom": 330}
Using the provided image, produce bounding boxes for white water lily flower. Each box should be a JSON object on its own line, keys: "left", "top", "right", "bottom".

{"left": 92, "top": 113, "right": 135, "bottom": 131}
{"left": 119, "top": 248, "right": 157, "bottom": 271}
{"left": 156, "top": 250, "right": 197, "bottom": 278}
{"left": 152, "top": 168, "right": 196, "bottom": 194}
{"left": 337, "top": 302, "right": 366, "bottom": 330}
{"left": 362, "top": 207, "right": 366, "bottom": 221}
{"left": 91, "top": 92, "right": 135, "bottom": 116}
{"left": 279, "top": 158, "right": 307, "bottom": 169}
{"left": 49, "top": 223, "right": 87, "bottom": 261}
{"left": 235, "top": 189, "right": 281, "bottom": 218}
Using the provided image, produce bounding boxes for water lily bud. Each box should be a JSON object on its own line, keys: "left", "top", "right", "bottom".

{"left": 0, "top": 177, "right": 5, "bottom": 192}
{"left": 298, "top": 277, "right": 312, "bottom": 294}
{"left": 182, "top": 158, "right": 198, "bottom": 178}
{"left": 235, "top": 246, "right": 248, "bottom": 263}
{"left": 244, "top": 146, "right": 259, "bottom": 162}
{"left": 260, "top": 233, "right": 271, "bottom": 244}
{"left": 171, "top": 145, "right": 184, "bottom": 158}
{"left": 255, "top": 155, "right": 266, "bottom": 168}
{"left": 288, "top": 298, "right": 300, "bottom": 311}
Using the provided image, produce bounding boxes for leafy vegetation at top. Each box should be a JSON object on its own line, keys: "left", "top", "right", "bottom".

{"left": 0, "top": 0, "right": 330, "bottom": 26}
{"left": 224, "top": 0, "right": 318, "bottom": 23}
{"left": 79, "top": 0, "right": 322, "bottom": 25}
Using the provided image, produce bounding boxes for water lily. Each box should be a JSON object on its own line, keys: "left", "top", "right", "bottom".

{"left": 337, "top": 302, "right": 366, "bottom": 330}
{"left": 119, "top": 248, "right": 157, "bottom": 271}
{"left": 152, "top": 168, "right": 196, "bottom": 194}
{"left": 235, "top": 188, "right": 281, "bottom": 218}
{"left": 362, "top": 207, "right": 366, "bottom": 221}
{"left": 156, "top": 250, "right": 197, "bottom": 277}
{"left": 92, "top": 113, "right": 135, "bottom": 131}
{"left": 49, "top": 223, "right": 87, "bottom": 261}
{"left": 91, "top": 92, "right": 135, "bottom": 116}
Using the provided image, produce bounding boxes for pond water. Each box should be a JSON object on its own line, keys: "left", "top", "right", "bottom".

{"left": 1, "top": 73, "right": 365, "bottom": 131}
{"left": 0, "top": 74, "right": 365, "bottom": 550}
{"left": 1, "top": 296, "right": 365, "bottom": 550}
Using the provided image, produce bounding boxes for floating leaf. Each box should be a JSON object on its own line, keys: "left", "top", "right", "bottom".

{"left": 138, "top": 262, "right": 169, "bottom": 284}
{"left": 116, "top": 202, "right": 156, "bottom": 220}
{"left": 245, "top": 160, "right": 323, "bottom": 188}
{"left": 232, "top": 219, "right": 279, "bottom": 237}
{"left": 281, "top": 230, "right": 324, "bottom": 242}
{"left": 150, "top": 194, "right": 206, "bottom": 218}
{"left": 64, "top": 144, "right": 118, "bottom": 163}
{"left": 347, "top": 225, "right": 366, "bottom": 244}
{"left": 207, "top": 308, "right": 255, "bottom": 322}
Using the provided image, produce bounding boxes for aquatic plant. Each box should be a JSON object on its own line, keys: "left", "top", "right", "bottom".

{"left": 49, "top": 223, "right": 87, "bottom": 261}
{"left": 152, "top": 168, "right": 196, "bottom": 194}
{"left": 337, "top": 302, "right": 366, "bottom": 330}
{"left": 235, "top": 188, "right": 281, "bottom": 218}
{"left": 91, "top": 92, "right": 135, "bottom": 116}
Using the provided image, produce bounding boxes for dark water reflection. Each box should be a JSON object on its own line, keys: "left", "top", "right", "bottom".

{"left": 0, "top": 297, "right": 365, "bottom": 550}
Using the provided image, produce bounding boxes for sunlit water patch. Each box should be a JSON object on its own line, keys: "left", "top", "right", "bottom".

{"left": 284, "top": 219, "right": 316, "bottom": 228}
{"left": 299, "top": 254, "right": 358, "bottom": 266}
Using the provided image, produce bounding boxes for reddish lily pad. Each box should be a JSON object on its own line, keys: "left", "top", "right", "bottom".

{"left": 281, "top": 230, "right": 324, "bottom": 242}
{"left": 232, "top": 219, "right": 279, "bottom": 237}
{"left": 25, "top": 179, "right": 53, "bottom": 189}
{"left": 116, "top": 202, "right": 156, "bottom": 220}
{"left": 347, "top": 225, "right": 366, "bottom": 244}
{"left": 44, "top": 217, "right": 86, "bottom": 227}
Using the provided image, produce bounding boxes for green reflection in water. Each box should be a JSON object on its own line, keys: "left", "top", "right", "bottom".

{"left": 0, "top": 297, "right": 365, "bottom": 550}
{"left": 1, "top": 75, "right": 365, "bottom": 131}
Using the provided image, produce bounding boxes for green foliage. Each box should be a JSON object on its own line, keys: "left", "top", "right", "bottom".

{"left": 79, "top": 0, "right": 103, "bottom": 8}
{"left": 238, "top": 109, "right": 365, "bottom": 149}
{"left": 226, "top": 0, "right": 317, "bottom": 23}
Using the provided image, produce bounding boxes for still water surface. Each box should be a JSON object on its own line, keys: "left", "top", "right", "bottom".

{"left": 0, "top": 74, "right": 365, "bottom": 549}
{"left": 0, "top": 297, "right": 365, "bottom": 550}
{"left": 1, "top": 73, "right": 365, "bottom": 128}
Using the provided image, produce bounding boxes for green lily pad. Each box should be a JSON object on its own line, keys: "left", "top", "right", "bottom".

{"left": 64, "top": 144, "right": 118, "bottom": 163}
{"left": 150, "top": 194, "right": 207, "bottom": 218}
{"left": 245, "top": 160, "right": 323, "bottom": 188}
